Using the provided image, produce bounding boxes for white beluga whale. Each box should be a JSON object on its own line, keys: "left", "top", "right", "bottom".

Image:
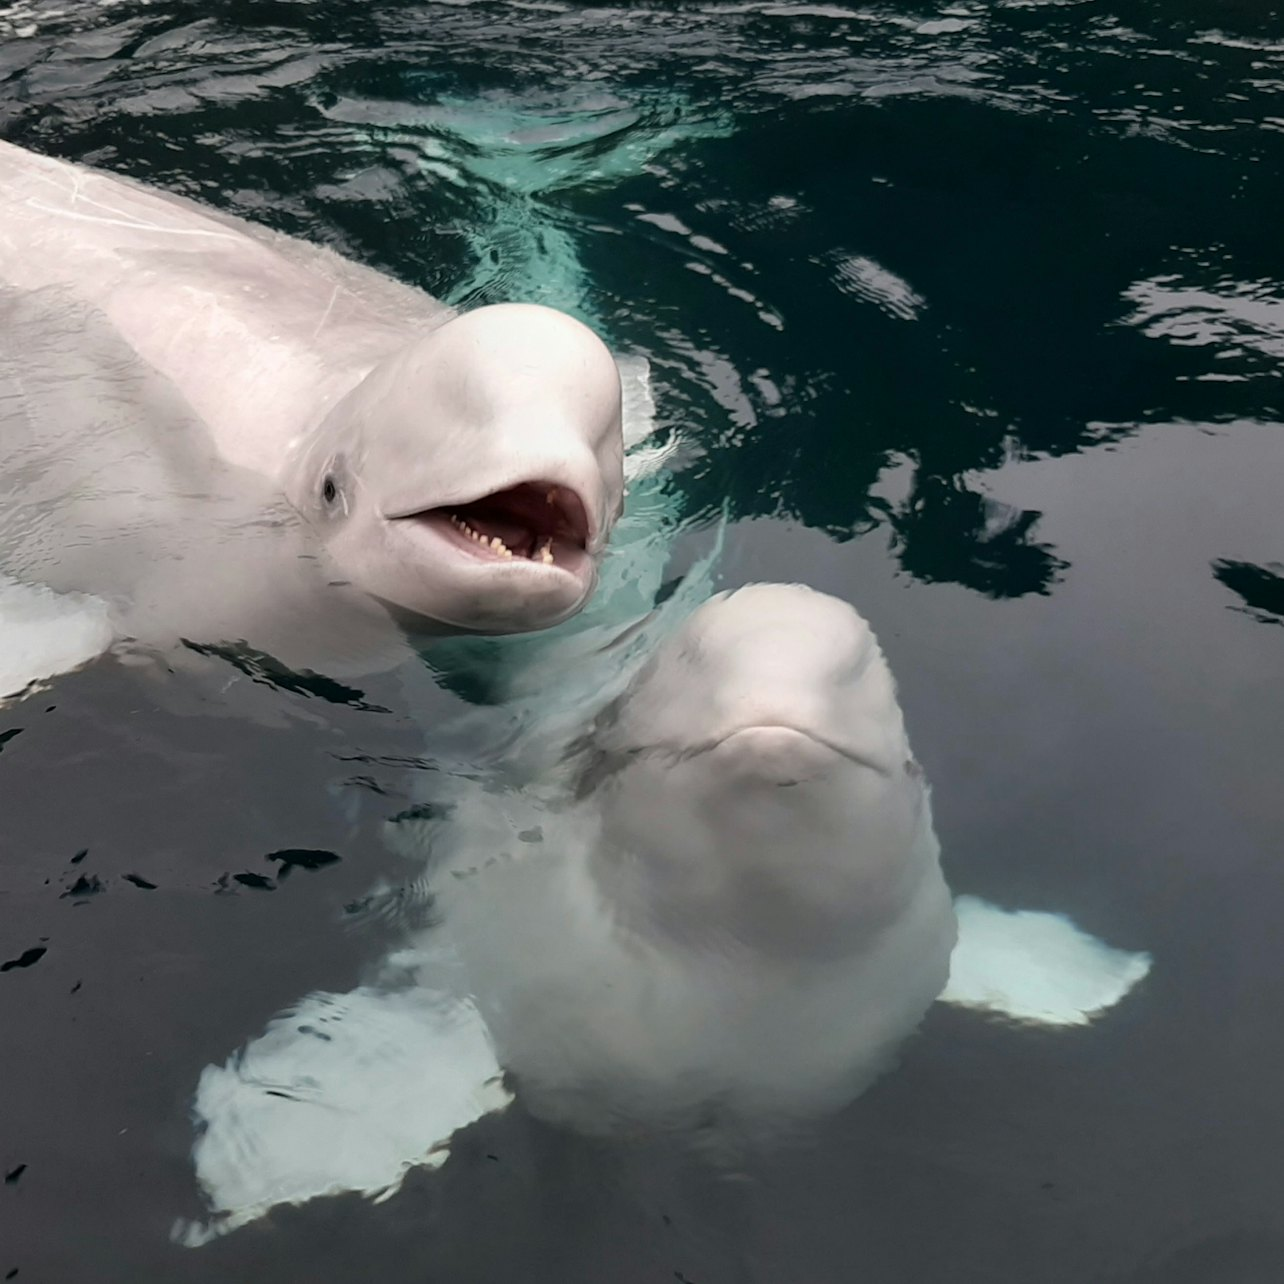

{"left": 0, "top": 140, "right": 635, "bottom": 697}
{"left": 177, "top": 584, "right": 1152, "bottom": 1244}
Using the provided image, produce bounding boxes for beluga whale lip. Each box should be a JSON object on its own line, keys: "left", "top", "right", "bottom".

{"left": 699, "top": 723, "right": 891, "bottom": 782}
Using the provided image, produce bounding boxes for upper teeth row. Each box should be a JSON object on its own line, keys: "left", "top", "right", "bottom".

{"left": 449, "top": 515, "right": 555, "bottom": 565}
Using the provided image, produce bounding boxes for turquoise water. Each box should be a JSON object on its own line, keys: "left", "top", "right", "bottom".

{"left": 0, "top": 1, "right": 1281, "bottom": 1280}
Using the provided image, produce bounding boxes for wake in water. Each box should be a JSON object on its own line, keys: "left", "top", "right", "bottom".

{"left": 321, "top": 87, "right": 732, "bottom": 330}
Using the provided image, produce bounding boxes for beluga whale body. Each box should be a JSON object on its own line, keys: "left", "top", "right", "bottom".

{"left": 179, "top": 584, "right": 1152, "bottom": 1243}
{"left": 0, "top": 140, "right": 633, "bottom": 696}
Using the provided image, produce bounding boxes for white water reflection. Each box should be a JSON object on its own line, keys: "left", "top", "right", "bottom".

{"left": 831, "top": 253, "right": 926, "bottom": 321}
{"left": 1122, "top": 271, "right": 1284, "bottom": 371}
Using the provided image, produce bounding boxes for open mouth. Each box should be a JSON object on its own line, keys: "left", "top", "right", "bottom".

{"left": 397, "top": 482, "right": 591, "bottom": 570}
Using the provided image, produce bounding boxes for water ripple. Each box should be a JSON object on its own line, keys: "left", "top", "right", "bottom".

{"left": 1123, "top": 269, "right": 1284, "bottom": 377}
{"left": 3, "top": 0, "right": 1281, "bottom": 155}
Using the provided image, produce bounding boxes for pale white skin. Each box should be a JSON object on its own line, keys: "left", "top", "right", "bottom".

{"left": 180, "top": 584, "right": 1152, "bottom": 1242}
{"left": 0, "top": 140, "right": 625, "bottom": 634}
{"left": 0, "top": 284, "right": 425, "bottom": 686}
{"left": 445, "top": 584, "right": 957, "bottom": 1131}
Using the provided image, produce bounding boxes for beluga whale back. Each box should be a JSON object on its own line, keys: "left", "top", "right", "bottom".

{"left": 0, "top": 140, "right": 627, "bottom": 665}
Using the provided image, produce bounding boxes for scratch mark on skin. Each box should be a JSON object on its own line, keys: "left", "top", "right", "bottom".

{"left": 24, "top": 198, "right": 242, "bottom": 241}
{"left": 312, "top": 284, "right": 340, "bottom": 341}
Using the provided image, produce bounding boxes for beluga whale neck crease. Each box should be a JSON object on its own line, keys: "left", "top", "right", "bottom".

{"left": 0, "top": 140, "right": 626, "bottom": 638}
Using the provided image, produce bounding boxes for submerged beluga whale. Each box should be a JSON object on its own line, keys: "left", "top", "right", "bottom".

{"left": 0, "top": 140, "right": 636, "bottom": 696}
{"left": 178, "top": 585, "right": 1152, "bottom": 1244}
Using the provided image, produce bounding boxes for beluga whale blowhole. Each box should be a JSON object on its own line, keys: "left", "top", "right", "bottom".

{"left": 0, "top": 140, "right": 631, "bottom": 695}
{"left": 180, "top": 584, "right": 1152, "bottom": 1241}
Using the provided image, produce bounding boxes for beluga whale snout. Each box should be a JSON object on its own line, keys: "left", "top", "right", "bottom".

{"left": 613, "top": 583, "right": 904, "bottom": 770}
{"left": 286, "top": 302, "right": 624, "bottom": 633}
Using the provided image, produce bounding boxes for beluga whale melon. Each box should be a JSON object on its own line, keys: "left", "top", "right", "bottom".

{"left": 177, "top": 584, "right": 1153, "bottom": 1244}
{"left": 0, "top": 140, "right": 638, "bottom": 697}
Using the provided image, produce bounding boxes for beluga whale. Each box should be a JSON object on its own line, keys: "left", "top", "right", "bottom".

{"left": 0, "top": 140, "right": 635, "bottom": 697}
{"left": 178, "top": 584, "right": 1153, "bottom": 1243}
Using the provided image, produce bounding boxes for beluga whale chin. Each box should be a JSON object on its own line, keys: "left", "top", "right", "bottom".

{"left": 0, "top": 140, "right": 627, "bottom": 661}
{"left": 178, "top": 584, "right": 1152, "bottom": 1243}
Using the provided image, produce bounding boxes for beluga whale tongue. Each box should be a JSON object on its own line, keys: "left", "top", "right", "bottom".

{"left": 286, "top": 301, "right": 624, "bottom": 634}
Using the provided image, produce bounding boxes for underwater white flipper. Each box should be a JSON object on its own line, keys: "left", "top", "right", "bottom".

{"left": 0, "top": 575, "right": 114, "bottom": 701}
{"left": 175, "top": 983, "right": 511, "bottom": 1247}
{"left": 940, "top": 895, "right": 1152, "bottom": 1027}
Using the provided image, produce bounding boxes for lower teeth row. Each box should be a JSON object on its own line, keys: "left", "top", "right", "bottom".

{"left": 449, "top": 516, "right": 555, "bottom": 564}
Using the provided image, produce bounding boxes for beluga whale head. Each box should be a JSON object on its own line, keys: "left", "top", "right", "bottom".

{"left": 583, "top": 582, "right": 948, "bottom": 964}
{"left": 443, "top": 583, "right": 957, "bottom": 1134}
{"left": 286, "top": 303, "right": 625, "bottom": 634}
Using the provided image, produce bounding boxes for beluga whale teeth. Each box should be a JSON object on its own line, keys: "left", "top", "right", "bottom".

{"left": 404, "top": 480, "right": 592, "bottom": 570}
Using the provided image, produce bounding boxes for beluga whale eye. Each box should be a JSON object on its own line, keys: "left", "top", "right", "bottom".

{"left": 318, "top": 459, "right": 350, "bottom": 518}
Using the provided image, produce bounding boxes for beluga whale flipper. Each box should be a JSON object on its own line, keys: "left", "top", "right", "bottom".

{"left": 0, "top": 140, "right": 631, "bottom": 697}
{"left": 178, "top": 585, "right": 1152, "bottom": 1242}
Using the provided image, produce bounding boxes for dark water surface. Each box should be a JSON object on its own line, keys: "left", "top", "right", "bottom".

{"left": 1, "top": 1, "right": 1282, "bottom": 1280}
